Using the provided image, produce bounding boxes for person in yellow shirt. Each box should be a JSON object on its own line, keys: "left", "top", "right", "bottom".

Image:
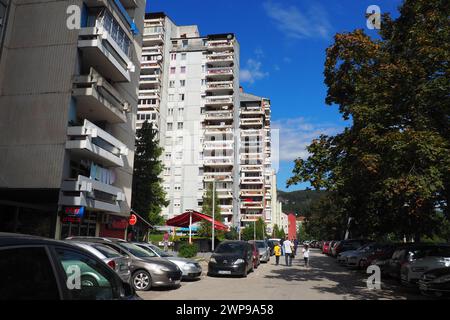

{"left": 274, "top": 242, "right": 281, "bottom": 265}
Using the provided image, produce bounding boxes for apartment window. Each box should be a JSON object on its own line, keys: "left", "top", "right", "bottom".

{"left": 178, "top": 107, "right": 184, "bottom": 115}
{"left": 180, "top": 80, "right": 186, "bottom": 87}
{"left": 182, "top": 39, "right": 188, "bottom": 48}
{"left": 181, "top": 53, "right": 186, "bottom": 61}
{"left": 168, "top": 108, "right": 174, "bottom": 116}
{"left": 201, "top": 79, "right": 206, "bottom": 86}
{"left": 168, "top": 94, "right": 174, "bottom": 102}
{"left": 174, "top": 185, "right": 181, "bottom": 191}
{"left": 201, "top": 65, "right": 206, "bottom": 72}
{"left": 165, "top": 152, "right": 172, "bottom": 160}
{"left": 170, "top": 67, "right": 176, "bottom": 74}
{"left": 145, "top": 114, "right": 151, "bottom": 120}
{"left": 180, "top": 66, "right": 186, "bottom": 74}
{"left": 177, "top": 122, "right": 183, "bottom": 130}
{"left": 171, "top": 53, "right": 176, "bottom": 60}
{"left": 169, "top": 80, "right": 175, "bottom": 88}
{"left": 179, "top": 94, "right": 185, "bottom": 101}
{"left": 199, "top": 152, "right": 203, "bottom": 160}
{"left": 200, "top": 107, "right": 205, "bottom": 114}
{"left": 167, "top": 123, "right": 173, "bottom": 131}
{"left": 164, "top": 167, "right": 171, "bottom": 175}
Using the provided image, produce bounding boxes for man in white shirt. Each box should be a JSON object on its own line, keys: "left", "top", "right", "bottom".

{"left": 283, "top": 237, "right": 293, "bottom": 266}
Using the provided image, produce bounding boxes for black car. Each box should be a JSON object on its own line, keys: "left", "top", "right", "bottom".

{"left": 0, "top": 233, "right": 137, "bottom": 300}
{"left": 419, "top": 267, "right": 450, "bottom": 298}
{"left": 332, "top": 239, "right": 372, "bottom": 257}
{"left": 385, "top": 243, "right": 437, "bottom": 280}
{"left": 208, "top": 241, "right": 254, "bottom": 277}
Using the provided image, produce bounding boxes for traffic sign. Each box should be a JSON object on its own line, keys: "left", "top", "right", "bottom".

{"left": 129, "top": 214, "right": 137, "bottom": 226}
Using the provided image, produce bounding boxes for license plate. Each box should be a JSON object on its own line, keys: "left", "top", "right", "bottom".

{"left": 218, "top": 270, "right": 231, "bottom": 275}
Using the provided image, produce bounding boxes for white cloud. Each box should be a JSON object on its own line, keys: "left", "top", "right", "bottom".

{"left": 263, "top": 1, "right": 332, "bottom": 40}
{"left": 240, "top": 59, "right": 269, "bottom": 84}
{"left": 271, "top": 117, "right": 344, "bottom": 162}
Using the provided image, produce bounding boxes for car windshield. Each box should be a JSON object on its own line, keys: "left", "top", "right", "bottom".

{"left": 148, "top": 244, "right": 172, "bottom": 257}
{"left": 118, "top": 242, "right": 156, "bottom": 258}
{"left": 216, "top": 243, "right": 246, "bottom": 254}
{"left": 91, "top": 244, "right": 121, "bottom": 258}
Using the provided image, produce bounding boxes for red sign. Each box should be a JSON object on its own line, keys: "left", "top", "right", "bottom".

{"left": 110, "top": 218, "right": 128, "bottom": 230}
{"left": 129, "top": 214, "right": 137, "bottom": 226}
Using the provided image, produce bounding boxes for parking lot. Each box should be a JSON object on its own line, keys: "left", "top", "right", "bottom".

{"left": 138, "top": 249, "right": 427, "bottom": 300}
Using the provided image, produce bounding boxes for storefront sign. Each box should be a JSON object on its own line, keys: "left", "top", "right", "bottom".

{"left": 109, "top": 217, "right": 128, "bottom": 230}
{"left": 62, "top": 206, "right": 85, "bottom": 223}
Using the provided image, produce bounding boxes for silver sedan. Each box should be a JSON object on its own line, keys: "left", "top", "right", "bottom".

{"left": 135, "top": 242, "right": 202, "bottom": 280}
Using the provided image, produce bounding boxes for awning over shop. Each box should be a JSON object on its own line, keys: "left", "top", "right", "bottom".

{"left": 166, "top": 210, "right": 228, "bottom": 231}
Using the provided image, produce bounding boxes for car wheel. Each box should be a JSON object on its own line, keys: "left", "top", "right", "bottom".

{"left": 242, "top": 266, "right": 248, "bottom": 278}
{"left": 81, "top": 275, "right": 98, "bottom": 287}
{"left": 132, "top": 270, "right": 152, "bottom": 291}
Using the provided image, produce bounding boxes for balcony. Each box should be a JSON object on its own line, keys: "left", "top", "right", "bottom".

{"left": 206, "top": 53, "right": 234, "bottom": 65}
{"left": 78, "top": 26, "right": 133, "bottom": 82}
{"left": 240, "top": 190, "right": 264, "bottom": 197}
{"left": 203, "top": 141, "right": 234, "bottom": 150}
{"left": 204, "top": 111, "right": 233, "bottom": 120}
{"left": 240, "top": 118, "right": 263, "bottom": 126}
{"left": 140, "top": 74, "right": 161, "bottom": 88}
{"left": 240, "top": 177, "right": 264, "bottom": 184}
{"left": 72, "top": 68, "right": 129, "bottom": 124}
{"left": 241, "top": 201, "right": 264, "bottom": 209}
{"left": 143, "top": 33, "right": 164, "bottom": 45}
{"left": 59, "top": 174, "right": 126, "bottom": 214}
{"left": 139, "top": 89, "right": 160, "bottom": 99}
{"left": 206, "top": 67, "right": 233, "bottom": 79}
{"left": 204, "top": 127, "right": 234, "bottom": 135}
{"left": 205, "top": 81, "right": 233, "bottom": 93}
{"left": 203, "top": 123, "right": 233, "bottom": 130}
{"left": 241, "top": 165, "right": 263, "bottom": 172}
{"left": 203, "top": 156, "right": 234, "bottom": 166}
{"left": 141, "top": 60, "right": 162, "bottom": 71}
{"left": 241, "top": 129, "right": 263, "bottom": 137}
{"left": 241, "top": 214, "right": 263, "bottom": 222}
{"left": 203, "top": 173, "right": 233, "bottom": 182}
{"left": 241, "top": 108, "right": 264, "bottom": 115}
{"left": 205, "top": 95, "right": 233, "bottom": 106}
{"left": 207, "top": 40, "right": 234, "bottom": 51}
{"left": 66, "top": 119, "right": 128, "bottom": 168}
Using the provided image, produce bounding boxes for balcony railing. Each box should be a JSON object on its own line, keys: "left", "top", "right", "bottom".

{"left": 240, "top": 190, "right": 264, "bottom": 196}
{"left": 66, "top": 119, "right": 128, "bottom": 168}
{"left": 241, "top": 214, "right": 263, "bottom": 221}
{"left": 205, "top": 96, "right": 233, "bottom": 105}
{"left": 72, "top": 68, "right": 129, "bottom": 124}
{"left": 207, "top": 40, "right": 233, "bottom": 49}
{"left": 203, "top": 141, "right": 234, "bottom": 149}
{"left": 143, "top": 33, "right": 165, "bottom": 44}
{"left": 203, "top": 157, "right": 234, "bottom": 165}
{"left": 207, "top": 67, "right": 233, "bottom": 76}
{"left": 204, "top": 111, "right": 233, "bottom": 120}
{"left": 241, "top": 129, "right": 263, "bottom": 136}
{"left": 59, "top": 174, "right": 126, "bottom": 214}
{"left": 206, "top": 81, "right": 233, "bottom": 90}
{"left": 241, "top": 177, "right": 264, "bottom": 184}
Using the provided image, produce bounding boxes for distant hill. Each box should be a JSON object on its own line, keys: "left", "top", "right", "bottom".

{"left": 277, "top": 189, "right": 326, "bottom": 217}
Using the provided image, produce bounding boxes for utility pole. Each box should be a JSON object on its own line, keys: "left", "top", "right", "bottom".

{"left": 212, "top": 180, "right": 215, "bottom": 252}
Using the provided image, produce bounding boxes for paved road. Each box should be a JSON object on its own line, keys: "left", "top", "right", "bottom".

{"left": 138, "top": 249, "right": 426, "bottom": 300}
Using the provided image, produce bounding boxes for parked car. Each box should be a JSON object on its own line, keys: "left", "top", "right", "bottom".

{"left": 401, "top": 245, "right": 450, "bottom": 284}
{"left": 332, "top": 239, "right": 370, "bottom": 258}
{"left": 250, "top": 240, "right": 270, "bottom": 263}
{"left": 336, "top": 243, "right": 373, "bottom": 264}
{"left": 67, "top": 240, "right": 132, "bottom": 283}
{"left": 66, "top": 237, "right": 182, "bottom": 291}
{"left": 322, "top": 241, "right": 331, "bottom": 254}
{"left": 359, "top": 244, "right": 397, "bottom": 270}
{"left": 385, "top": 243, "right": 439, "bottom": 280}
{"left": 0, "top": 233, "right": 138, "bottom": 300}
{"left": 419, "top": 267, "right": 450, "bottom": 298}
{"left": 327, "top": 241, "right": 338, "bottom": 256}
{"left": 248, "top": 241, "right": 261, "bottom": 268}
{"left": 345, "top": 243, "right": 393, "bottom": 269}
{"left": 208, "top": 241, "right": 254, "bottom": 277}
{"left": 134, "top": 242, "right": 202, "bottom": 280}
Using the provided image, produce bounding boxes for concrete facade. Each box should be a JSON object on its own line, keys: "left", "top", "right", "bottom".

{"left": 0, "top": 0, "right": 145, "bottom": 239}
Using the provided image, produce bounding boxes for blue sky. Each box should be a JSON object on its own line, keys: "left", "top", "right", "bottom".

{"left": 145, "top": 0, "right": 403, "bottom": 191}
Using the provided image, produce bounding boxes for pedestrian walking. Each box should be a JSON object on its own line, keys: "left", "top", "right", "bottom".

{"left": 163, "top": 232, "right": 169, "bottom": 252}
{"left": 274, "top": 242, "right": 281, "bottom": 265}
{"left": 283, "top": 237, "right": 293, "bottom": 266}
{"left": 302, "top": 244, "right": 310, "bottom": 267}
{"left": 294, "top": 238, "right": 299, "bottom": 255}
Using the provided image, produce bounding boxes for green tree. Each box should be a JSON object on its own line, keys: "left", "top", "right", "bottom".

{"left": 241, "top": 218, "right": 266, "bottom": 241}
{"left": 288, "top": 0, "right": 450, "bottom": 241}
{"left": 197, "top": 182, "right": 222, "bottom": 237}
{"left": 131, "top": 121, "right": 169, "bottom": 226}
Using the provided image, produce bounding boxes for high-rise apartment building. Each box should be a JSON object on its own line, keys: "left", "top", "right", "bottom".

{"left": 0, "top": 0, "right": 145, "bottom": 239}
{"left": 138, "top": 12, "right": 277, "bottom": 229}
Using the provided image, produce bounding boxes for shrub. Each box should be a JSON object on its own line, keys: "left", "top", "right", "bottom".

{"left": 178, "top": 243, "right": 198, "bottom": 258}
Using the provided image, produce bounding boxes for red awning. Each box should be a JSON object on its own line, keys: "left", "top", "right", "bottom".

{"left": 165, "top": 210, "right": 229, "bottom": 231}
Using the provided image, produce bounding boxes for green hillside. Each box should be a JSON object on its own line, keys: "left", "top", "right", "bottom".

{"left": 277, "top": 189, "right": 326, "bottom": 217}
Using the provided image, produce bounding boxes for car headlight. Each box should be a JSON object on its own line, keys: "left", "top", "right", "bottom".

{"left": 432, "top": 275, "right": 450, "bottom": 284}
{"left": 183, "top": 263, "right": 197, "bottom": 270}
{"left": 159, "top": 266, "right": 172, "bottom": 272}
{"left": 209, "top": 257, "right": 217, "bottom": 263}
{"left": 234, "top": 259, "right": 245, "bottom": 264}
